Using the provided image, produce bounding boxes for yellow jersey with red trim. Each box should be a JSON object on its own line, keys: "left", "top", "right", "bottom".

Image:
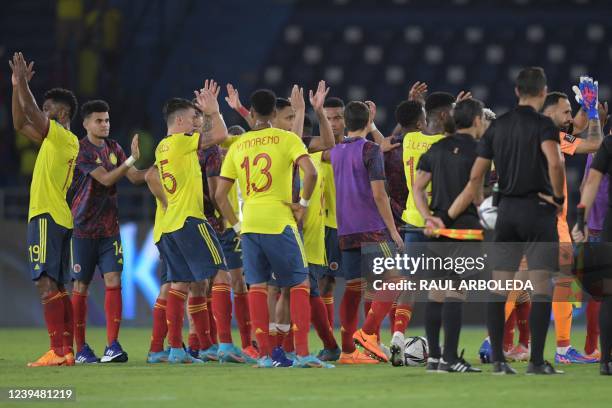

{"left": 401, "top": 131, "right": 445, "bottom": 227}
{"left": 29, "top": 120, "right": 79, "bottom": 229}
{"left": 220, "top": 127, "right": 308, "bottom": 234}
{"left": 154, "top": 132, "right": 204, "bottom": 234}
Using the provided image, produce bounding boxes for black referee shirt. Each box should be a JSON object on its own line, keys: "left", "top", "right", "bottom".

{"left": 477, "top": 105, "right": 559, "bottom": 197}
{"left": 417, "top": 132, "right": 480, "bottom": 228}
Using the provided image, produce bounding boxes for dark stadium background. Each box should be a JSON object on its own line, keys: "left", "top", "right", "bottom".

{"left": 1, "top": 0, "right": 610, "bottom": 326}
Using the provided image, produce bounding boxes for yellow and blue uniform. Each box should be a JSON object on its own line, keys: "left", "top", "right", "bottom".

{"left": 220, "top": 127, "right": 309, "bottom": 287}
{"left": 301, "top": 152, "right": 326, "bottom": 296}
{"left": 27, "top": 120, "right": 79, "bottom": 282}
{"left": 155, "top": 132, "right": 225, "bottom": 282}
{"left": 402, "top": 131, "right": 444, "bottom": 246}
{"left": 320, "top": 160, "right": 341, "bottom": 277}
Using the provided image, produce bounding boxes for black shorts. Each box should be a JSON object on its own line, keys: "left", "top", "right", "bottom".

{"left": 27, "top": 214, "right": 72, "bottom": 284}
{"left": 493, "top": 197, "right": 558, "bottom": 272}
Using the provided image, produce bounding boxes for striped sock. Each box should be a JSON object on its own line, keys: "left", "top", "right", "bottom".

{"left": 212, "top": 283, "right": 233, "bottom": 344}
{"left": 150, "top": 298, "right": 167, "bottom": 352}
{"left": 166, "top": 289, "right": 187, "bottom": 348}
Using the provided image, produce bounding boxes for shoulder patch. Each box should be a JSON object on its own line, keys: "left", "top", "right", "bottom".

{"left": 563, "top": 133, "right": 576, "bottom": 143}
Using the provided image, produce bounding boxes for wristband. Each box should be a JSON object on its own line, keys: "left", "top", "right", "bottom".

{"left": 238, "top": 106, "right": 250, "bottom": 118}
{"left": 125, "top": 156, "right": 136, "bottom": 167}
{"left": 553, "top": 195, "right": 565, "bottom": 206}
{"left": 439, "top": 211, "right": 453, "bottom": 227}
{"left": 232, "top": 221, "right": 241, "bottom": 234}
{"left": 299, "top": 198, "right": 310, "bottom": 208}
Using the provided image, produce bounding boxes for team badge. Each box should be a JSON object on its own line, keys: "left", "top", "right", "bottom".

{"left": 330, "top": 261, "right": 339, "bottom": 271}
{"left": 95, "top": 157, "right": 102, "bottom": 164}
{"left": 73, "top": 264, "right": 82, "bottom": 273}
{"left": 109, "top": 153, "right": 118, "bottom": 166}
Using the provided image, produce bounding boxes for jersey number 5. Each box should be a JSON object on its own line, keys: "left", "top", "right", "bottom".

{"left": 159, "top": 159, "right": 177, "bottom": 194}
{"left": 240, "top": 153, "right": 273, "bottom": 195}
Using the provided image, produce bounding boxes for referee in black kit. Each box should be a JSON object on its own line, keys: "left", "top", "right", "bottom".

{"left": 445, "top": 67, "right": 566, "bottom": 374}
{"left": 413, "top": 98, "right": 487, "bottom": 373}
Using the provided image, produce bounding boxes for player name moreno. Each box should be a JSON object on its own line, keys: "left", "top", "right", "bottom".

{"left": 373, "top": 279, "right": 534, "bottom": 291}
{"left": 234, "top": 135, "right": 281, "bottom": 152}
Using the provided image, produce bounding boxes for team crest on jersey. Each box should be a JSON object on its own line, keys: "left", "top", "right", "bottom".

{"left": 73, "top": 264, "right": 81, "bottom": 273}
{"left": 329, "top": 261, "right": 339, "bottom": 271}
{"left": 95, "top": 157, "right": 102, "bottom": 164}
{"left": 109, "top": 153, "right": 118, "bottom": 166}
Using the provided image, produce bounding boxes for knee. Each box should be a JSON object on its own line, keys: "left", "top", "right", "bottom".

{"left": 104, "top": 272, "right": 121, "bottom": 288}
{"left": 159, "top": 283, "right": 170, "bottom": 299}
{"left": 189, "top": 281, "right": 208, "bottom": 297}
{"left": 72, "top": 280, "right": 89, "bottom": 295}
{"left": 34, "top": 276, "right": 57, "bottom": 299}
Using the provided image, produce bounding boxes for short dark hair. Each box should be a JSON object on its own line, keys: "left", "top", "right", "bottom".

{"left": 228, "top": 125, "right": 245, "bottom": 136}
{"left": 542, "top": 92, "right": 569, "bottom": 111}
{"left": 163, "top": 98, "right": 195, "bottom": 124}
{"left": 344, "top": 101, "right": 370, "bottom": 132}
{"left": 453, "top": 98, "right": 484, "bottom": 129}
{"left": 250, "top": 89, "right": 277, "bottom": 116}
{"left": 276, "top": 97, "right": 291, "bottom": 109}
{"left": 44, "top": 88, "right": 78, "bottom": 121}
{"left": 81, "top": 99, "right": 109, "bottom": 120}
{"left": 395, "top": 100, "right": 424, "bottom": 128}
{"left": 425, "top": 92, "right": 455, "bottom": 114}
{"left": 323, "top": 97, "right": 345, "bottom": 109}
{"left": 516, "top": 67, "right": 547, "bottom": 97}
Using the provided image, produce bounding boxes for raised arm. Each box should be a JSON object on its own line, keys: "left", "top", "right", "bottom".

{"left": 225, "top": 83, "right": 255, "bottom": 129}
{"left": 575, "top": 77, "right": 605, "bottom": 154}
{"left": 195, "top": 79, "right": 228, "bottom": 149}
{"left": 306, "top": 80, "right": 334, "bottom": 153}
{"left": 290, "top": 85, "right": 305, "bottom": 137}
{"left": 10, "top": 52, "right": 47, "bottom": 143}
{"left": 89, "top": 134, "right": 143, "bottom": 187}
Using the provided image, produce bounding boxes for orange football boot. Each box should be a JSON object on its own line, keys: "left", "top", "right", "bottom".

{"left": 353, "top": 329, "right": 389, "bottom": 362}
{"left": 337, "top": 349, "right": 379, "bottom": 364}
{"left": 27, "top": 350, "right": 68, "bottom": 367}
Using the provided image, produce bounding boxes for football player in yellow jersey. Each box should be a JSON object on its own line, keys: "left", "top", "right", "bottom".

{"left": 216, "top": 89, "right": 332, "bottom": 368}
{"left": 154, "top": 81, "right": 229, "bottom": 364}
{"left": 144, "top": 167, "right": 172, "bottom": 364}
{"left": 10, "top": 52, "right": 80, "bottom": 367}
{"left": 402, "top": 92, "right": 456, "bottom": 243}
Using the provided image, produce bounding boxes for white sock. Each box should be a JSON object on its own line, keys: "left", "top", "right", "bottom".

{"left": 557, "top": 346, "right": 570, "bottom": 354}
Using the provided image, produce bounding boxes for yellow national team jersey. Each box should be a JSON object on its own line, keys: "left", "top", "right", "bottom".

{"left": 220, "top": 127, "right": 308, "bottom": 234}
{"left": 401, "top": 131, "right": 445, "bottom": 227}
{"left": 154, "top": 132, "right": 204, "bottom": 234}
{"left": 29, "top": 120, "right": 79, "bottom": 229}
{"left": 301, "top": 152, "right": 325, "bottom": 265}
{"left": 321, "top": 161, "right": 337, "bottom": 229}
{"left": 221, "top": 134, "right": 241, "bottom": 150}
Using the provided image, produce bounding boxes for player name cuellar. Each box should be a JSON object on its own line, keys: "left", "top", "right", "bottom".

{"left": 372, "top": 279, "right": 534, "bottom": 291}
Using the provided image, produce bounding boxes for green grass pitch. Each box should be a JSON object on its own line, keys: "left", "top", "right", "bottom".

{"left": 0, "top": 327, "right": 609, "bottom": 407}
